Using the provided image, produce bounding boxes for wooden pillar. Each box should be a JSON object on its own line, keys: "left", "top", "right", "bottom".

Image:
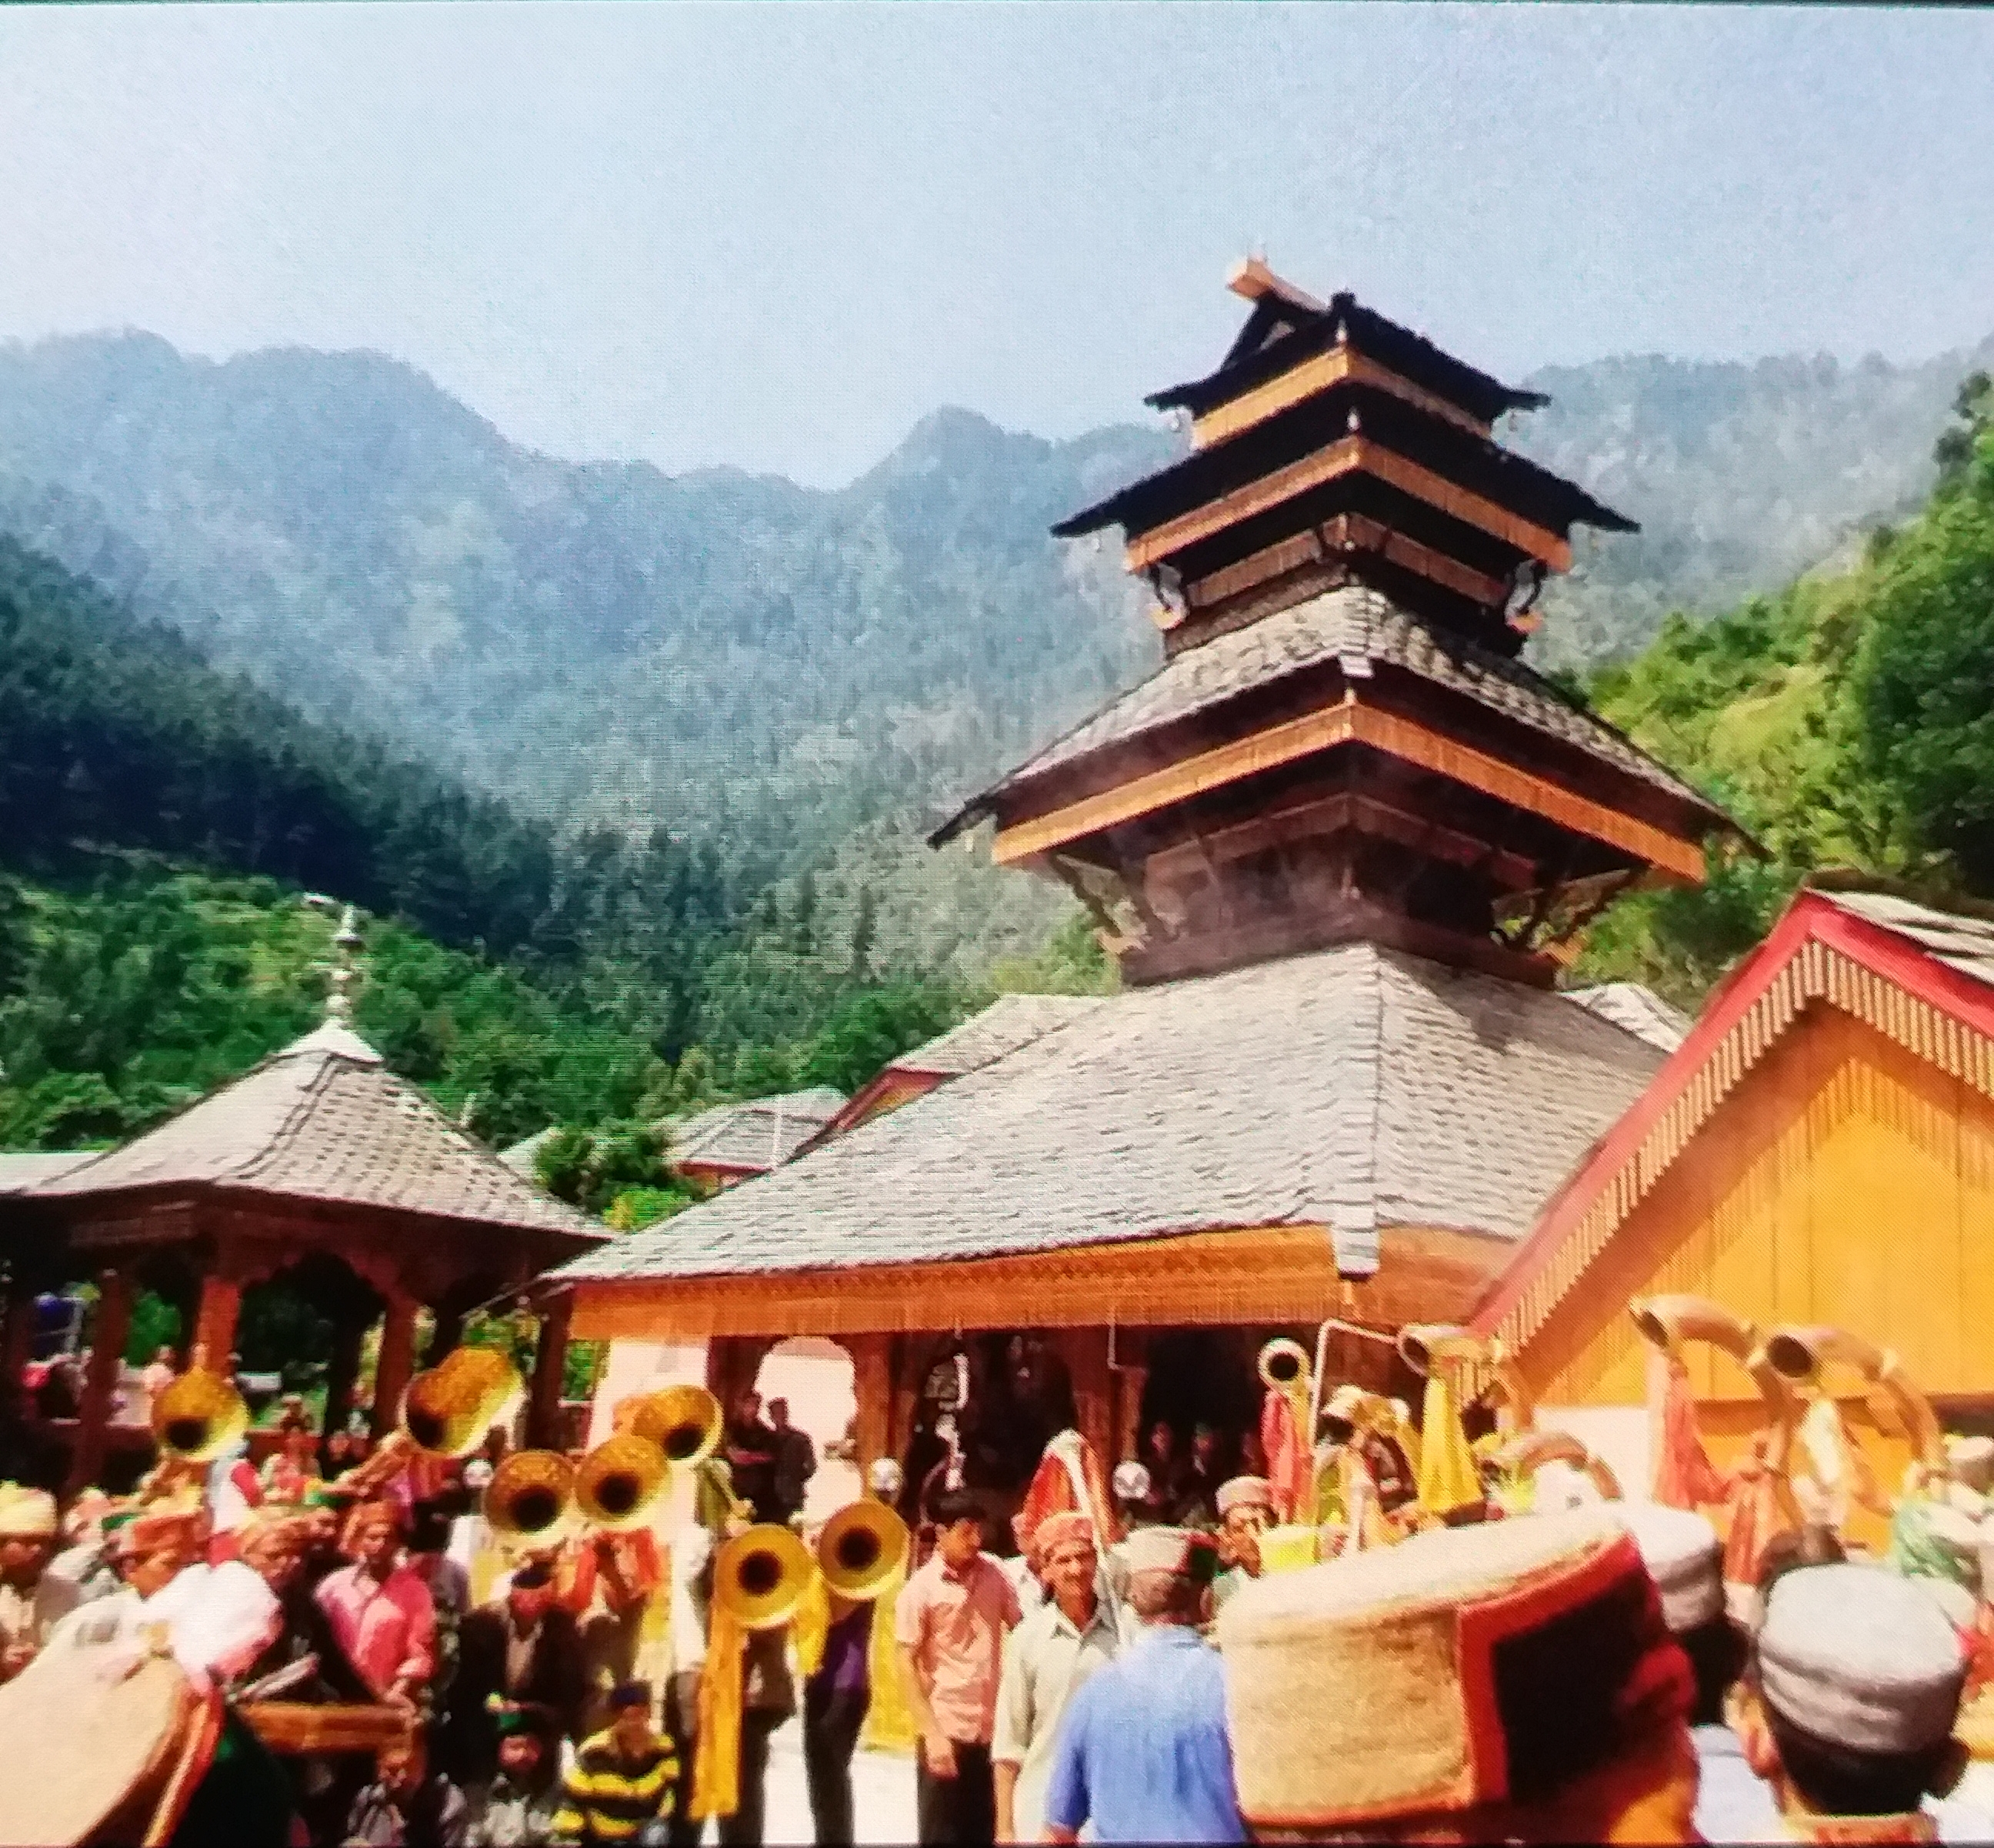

{"left": 703, "top": 1335, "right": 775, "bottom": 1413}
{"left": 323, "top": 1316, "right": 366, "bottom": 1459}
{"left": 1112, "top": 1346, "right": 1150, "bottom": 1463}
{"left": 528, "top": 1292, "right": 573, "bottom": 1451}
{"left": 371, "top": 1294, "right": 420, "bottom": 1440}
{"left": 1055, "top": 1327, "right": 1114, "bottom": 1473}
{"left": 846, "top": 1333, "right": 892, "bottom": 1477}
{"left": 67, "top": 1268, "right": 134, "bottom": 1499}
{"left": 192, "top": 1274, "right": 242, "bottom": 1374}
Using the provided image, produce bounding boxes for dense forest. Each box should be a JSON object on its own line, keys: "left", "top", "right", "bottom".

{"left": 0, "top": 540, "right": 1110, "bottom": 1162}
{"left": 1569, "top": 369, "right": 1994, "bottom": 1004}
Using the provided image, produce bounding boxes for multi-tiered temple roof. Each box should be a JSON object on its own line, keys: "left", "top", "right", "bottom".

{"left": 936, "top": 262, "right": 1740, "bottom": 989}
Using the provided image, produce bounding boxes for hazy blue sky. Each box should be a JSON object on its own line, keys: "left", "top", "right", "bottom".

{"left": 3, "top": 4, "right": 1990, "bottom": 486}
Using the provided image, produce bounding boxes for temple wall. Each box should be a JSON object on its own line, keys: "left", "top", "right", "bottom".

{"left": 1514, "top": 1004, "right": 1994, "bottom": 1534}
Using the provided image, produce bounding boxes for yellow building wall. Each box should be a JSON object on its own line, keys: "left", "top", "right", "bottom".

{"left": 1522, "top": 1001, "right": 1994, "bottom": 1423}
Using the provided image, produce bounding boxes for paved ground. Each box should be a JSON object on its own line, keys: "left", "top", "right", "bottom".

{"left": 759, "top": 1721, "right": 918, "bottom": 1846}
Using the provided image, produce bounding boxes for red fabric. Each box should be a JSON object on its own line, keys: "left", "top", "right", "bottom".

{"left": 1649, "top": 1354, "right": 1729, "bottom": 1510}
{"left": 1259, "top": 1389, "right": 1309, "bottom": 1526}
{"left": 1014, "top": 1431, "right": 1118, "bottom": 1564}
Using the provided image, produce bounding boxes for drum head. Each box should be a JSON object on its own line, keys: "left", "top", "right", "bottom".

{"left": 0, "top": 1640, "right": 218, "bottom": 1846}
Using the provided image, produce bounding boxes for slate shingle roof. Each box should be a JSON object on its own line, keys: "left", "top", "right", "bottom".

{"left": 0, "top": 1152, "right": 95, "bottom": 1196}
{"left": 669, "top": 1088, "right": 848, "bottom": 1174}
{"left": 890, "top": 994, "right": 1109, "bottom": 1077}
{"left": 1811, "top": 887, "right": 1994, "bottom": 990}
{"left": 1562, "top": 984, "right": 1693, "bottom": 1056}
{"left": 35, "top": 1019, "right": 604, "bottom": 1244}
{"left": 557, "top": 942, "right": 1665, "bottom": 1286}
{"left": 975, "top": 586, "right": 1717, "bottom": 813}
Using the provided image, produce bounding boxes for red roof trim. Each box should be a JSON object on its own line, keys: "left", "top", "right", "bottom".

{"left": 1472, "top": 889, "right": 1994, "bottom": 1339}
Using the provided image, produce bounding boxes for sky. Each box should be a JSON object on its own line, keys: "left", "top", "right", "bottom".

{"left": 2, "top": 4, "right": 1991, "bottom": 488}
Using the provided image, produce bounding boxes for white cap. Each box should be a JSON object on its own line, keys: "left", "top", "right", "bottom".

{"left": 1758, "top": 1564, "right": 1966, "bottom": 1756}
{"left": 1615, "top": 1502, "right": 1725, "bottom": 1634}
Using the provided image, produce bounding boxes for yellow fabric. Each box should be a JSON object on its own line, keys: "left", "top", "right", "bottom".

{"left": 689, "top": 1599, "right": 747, "bottom": 1821}
{"left": 859, "top": 1565, "right": 916, "bottom": 1755}
{"left": 792, "top": 1566, "right": 831, "bottom": 1682}
{"left": 1415, "top": 1373, "right": 1481, "bottom": 1519}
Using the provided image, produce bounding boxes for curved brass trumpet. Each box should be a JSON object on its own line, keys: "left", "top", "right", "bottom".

{"left": 1487, "top": 1429, "right": 1623, "bottom": 1503}
{"left": 1761, "top": 1324, "right": 1944, "bottom": 1468}
{"left": 629, "top": 1384, "right": 724, "bottom": 1468}
{"left": 1257, "top": 1339, "right": 1312, "bottom": 1394}
{"left": 713, "top": 1523, "right": 815, "bottom": 1631}
{"left": 152, "top": 1366, "right": 249, "bottom": 1465}
{"left": 575, "top": 1434, "right": 670, "bottom": 1532}
{"left": 1397, "top": 1324, "right": 1483, "bottom": 1376}
{"left": 1629, "top": 1296, "right": 1793, "bottom": 1416}
{"left": 1396, "top": 1325, "right": 1534, "bottom": 1436}
{"left": 488, "top": 1449, "right": 579, "bottom": 1549}
{"left": 402, "top": 1359, "right": 520, "bottom": 1461}
{"left": 816, "top": 1499, "right": 909, "bottom": 1603}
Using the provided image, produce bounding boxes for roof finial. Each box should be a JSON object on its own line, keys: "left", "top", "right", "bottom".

{"left": 305, "top": 895, "right": 366, "bottom": 1022}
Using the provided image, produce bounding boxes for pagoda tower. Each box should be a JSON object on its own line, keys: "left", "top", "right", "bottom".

{"left": 934, "top": 260, "right": 1738, "bottom": 988}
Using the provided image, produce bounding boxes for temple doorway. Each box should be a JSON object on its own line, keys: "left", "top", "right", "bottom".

{"left": 1137, "top": 1329, "right": 1262, "bottom": 1487}
{"left": 753, "top": 1336, "right": 857, "bottom": 1525}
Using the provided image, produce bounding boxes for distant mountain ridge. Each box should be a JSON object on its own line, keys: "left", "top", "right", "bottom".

{"left": 0, "top": 325, "right": 1986, "bottom": 973}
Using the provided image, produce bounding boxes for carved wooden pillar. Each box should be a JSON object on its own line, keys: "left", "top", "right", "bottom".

{"left": 703, "top": 1335, "right": 775, "bottom": 1413}
{"left": 845, "top": 1333, "right": 892, "bottom": 1477}
{"left": 426, "top": 1306, "right": 465, "bottom": 1366}
{"left": 192, "top": 1273, "right": 243, "bottom": 1373}
{"left": 371, "top": 1293, "right": 420, "bottom": 1439}
{"left": 67, "top": 1267, "right": 134, "bottom": 1498}
{"left": 1055, "top": 1326, "right": 1114, "bottom": 1471}
{"left": 528, "top": 1292, "right": 573, "bottom": 1451}
{"left": 889, "top": 1335, "right": 922, "bottom": 1466}
{"left": 1112, "top": 1333, "right": 1149, "bottom": 1463}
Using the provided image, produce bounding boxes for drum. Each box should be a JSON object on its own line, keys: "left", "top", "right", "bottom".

{"left": 0, "top": 1636, "right": 222, "bottom": 1846}
{"left": 238, "top": 1701, "right": 409, "bottom": 1758}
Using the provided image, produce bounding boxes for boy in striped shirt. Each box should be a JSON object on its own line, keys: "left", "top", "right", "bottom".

{"left": 552, "top": 1680, "right": 678, "bottom": 1844}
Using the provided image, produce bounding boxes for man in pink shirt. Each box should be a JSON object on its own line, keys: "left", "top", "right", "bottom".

{"left": 314, "top": 1498, "right": 436, "bottom": 1713}
{"left": 895, "top": 1489, "right": 1022, "bottom": 1846}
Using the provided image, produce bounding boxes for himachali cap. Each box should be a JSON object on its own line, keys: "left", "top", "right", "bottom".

{"left": 1111, "top": 1462, "right": 1150, "bottom": 1503}
{"left": 1945, "top": 1435, "right": 1994, "bottom": 1493}
{"left": 1756, "top": 1564, "right": 1965, "bottom": 1757}
{"left": 867, "top": 1458, "right": 904, "bottom": 1499}
{"left": 1035, "top": 1511, "right": 1095, "bottom": 1553}
{"left": 1215, "top": 1476, "right": 1276, "bottom": 1519}
{"left": 1615, "top": 1503, "right": 1726, "bottom": 1634}
{"left": 1217, "top": 1507, "right": 1692, "bottom": 1833}
{"left": 1120, "top": 1526, "right": 1219, "bottom": 1585}
{"left": 0, "top": 1485, "right": 58, "bottom": 1539}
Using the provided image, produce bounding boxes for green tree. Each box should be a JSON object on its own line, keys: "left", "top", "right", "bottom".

{"left": 797, "top": 982, "right": 965, "bottom": 1096}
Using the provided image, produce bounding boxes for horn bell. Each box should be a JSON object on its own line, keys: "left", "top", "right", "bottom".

{"left": 1397, "top": 1323, "right": 1481, "bottom": 1377}
{"left": 817, "top": 1499, "right": 909, "bottom": 1602}
{"left": 1257, "top": 1339, "right": 1312, "bottom": 1394}
{"left": 152, "top": 1366, "right": 249, "bottom": 1465}
{"left": 402, "top": 1364, "right": 513, "bottom": 1461}
{"left": 714, "top": 1523, "right": 815, "bottom": 1631}
{"left": 488, "top": 1449, "right": 579, "bottom": 1549}
{"left": 576, "top": 1434, "right": 670, "bottom": 1532}
{"left": 630, "top": 1384, "right": 724, "bottom": 1468}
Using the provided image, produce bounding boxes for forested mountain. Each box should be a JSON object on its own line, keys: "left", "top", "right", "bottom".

{"left": 1569, "top": 370, "right": 1994, "bottom": 1006}
{"left": 2, "top": 326, "right": 1987, "bottom": 977}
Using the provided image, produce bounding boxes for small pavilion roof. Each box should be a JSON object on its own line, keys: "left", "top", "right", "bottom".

{"left": 668, "top": 1087, "right": 847, "bottom": 1176}
{"left": 34, "top": 1017, "right": 604, "bottom": 1246}
{"left": 555, "top": 940, "right": 1666, "bottom": 1289}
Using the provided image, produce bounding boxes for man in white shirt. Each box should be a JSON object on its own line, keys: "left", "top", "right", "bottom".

{"left": 0, "top": 1484, "right": 78, "bottom": 1682}
{"left": 992, "top": 1512, "right": 1123, "bottom": 1845}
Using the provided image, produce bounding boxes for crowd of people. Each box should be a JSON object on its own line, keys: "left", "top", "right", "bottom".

{"left": 3, "top": 1346, "right": 1994, "bottom": 1846}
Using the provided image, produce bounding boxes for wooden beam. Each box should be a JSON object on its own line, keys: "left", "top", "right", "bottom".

{"left": 1320, "top": 512, "right": 1508, "bottom": 609}
{"left": 1194, "top": 345, "right": 1492, "bottom": 449}
{"left": 1125, "top": 435, "right": 1571, "bottom": 577}
{"left": 568, "top": 1223, "right": 1512, "bottom": 1343}
{"left": 1184, "top": 527, "right": 1328, "bottom": 612}
{"left": 1227, "top": 256, "right": 1325, "bottom": 313}
{"left": 992, "top": 697, "right": 1706, "bottom": 883}
{"left": 527, "top": 1290, "right": 573, "bottom": 1450}
{"left": 1143, "top": 789, "right": 1541, "bottom": 893}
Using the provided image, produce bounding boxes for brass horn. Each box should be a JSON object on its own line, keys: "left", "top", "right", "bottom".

{"left": 713, "top": 1523, "right": 815, "bottom": 1631}
{"left": 1257, "top": 1338, "right": 1312, "bottom": 1395}
{"left": 629, "top": 1384, "right": 724, "bottom": 1469}
{"left": 402, "top": 1359, "right": 521, "bottom": 1461}
{"left": 152, "top": 1366, "right": 249, "bottom": 1465}
{"left": 1397, "top": 1324, "right": 1484, "bottom": 1376}
{"left": 488, "top": 1449, "right": 579, "bottom": 1550}
{"left": 816, "top": 1499, "right": 909, "bottom": 1603}
{"left": 575, "top": 1434, "right": 670, "bottom": 1532}
{"left": 1762, "top": 1324, "right": 1944, "bottom": 1467}
{"left": 1489, "top": 1429, "right": 1623, "bottom": 1503}
{"left": 1629, "top": 1295, "right": 1793, "bottom": 1415}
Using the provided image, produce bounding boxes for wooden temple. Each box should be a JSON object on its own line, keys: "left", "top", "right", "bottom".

{"left": 546, "top": 262, "right": 1743, "bottom": 1524}
{"left": 11, "top": 1004, "right": 605, "bottom": 1495}
{"left": 1473, "top": 879, "right": 1994, "bottom": 1497}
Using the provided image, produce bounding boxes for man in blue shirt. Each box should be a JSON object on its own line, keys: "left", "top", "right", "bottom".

{"left": 1041, "top": 1526, "right": 1244, "bottom": 1845}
